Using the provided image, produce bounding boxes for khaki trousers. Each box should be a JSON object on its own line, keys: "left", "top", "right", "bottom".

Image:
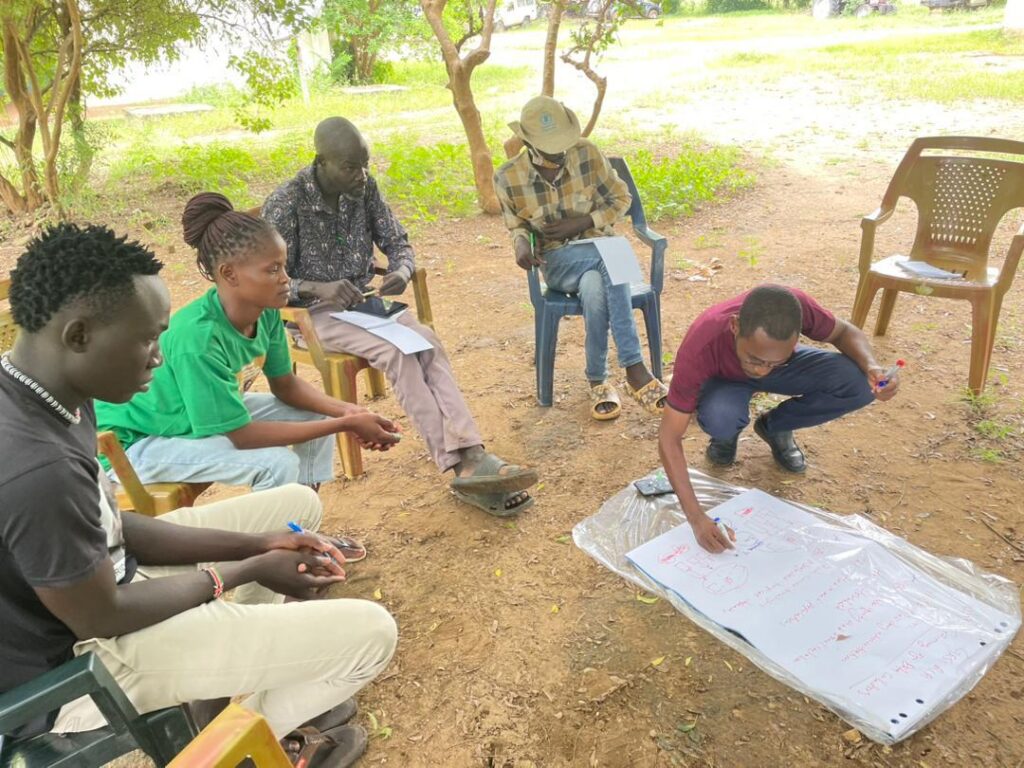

{"left": 53, "top": 485, "right": 398, "bottom": 737}
{"left": 310, "top": 304, "right": 483, "bottom": 471}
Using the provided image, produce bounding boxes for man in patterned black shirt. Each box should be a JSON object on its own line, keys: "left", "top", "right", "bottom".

{"left": 263, "top": 117, "right": 537, "bottom": 517}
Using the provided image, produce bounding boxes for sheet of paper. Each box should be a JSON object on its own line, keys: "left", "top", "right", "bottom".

{"left": 626, "top": 489, "right": 1018, "bottom": 740}
{"left": 896, "top": 259, "right": 965, "bottom": 280}
{"left": 330, "top": 310, "right": 403, "bottom": 330}
{"left": 572, "top": 236, "right": 645, "bottom": 285}
{"left": 330, "top": 311, "right": 432, "bottom": 355}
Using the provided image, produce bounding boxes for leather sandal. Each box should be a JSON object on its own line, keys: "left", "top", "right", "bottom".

{"left": 321, "top": 535, "right": 367, "bottom": 564}
{"left": 452, "top": 488, "right": 534, "bottom": 517}
{"left": 281, "top": 724, "right": 367, "bottom": 768}
{"left": 450, "top": 453, "right": 538, "bottom": 494}
{"left": 625, "top": 377, "right": 668, "bottom": 415}
{"left": 589, "top": 382, "right": 621, "bottom": 421}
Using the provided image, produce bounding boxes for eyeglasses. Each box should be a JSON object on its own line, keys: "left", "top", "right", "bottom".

{"left": 735, "top": 340, "right": 792, "bottom": 372}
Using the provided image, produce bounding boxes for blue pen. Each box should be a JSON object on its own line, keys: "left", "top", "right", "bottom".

{"left": 713, "top": 517, "right": 731, "bottom": 539}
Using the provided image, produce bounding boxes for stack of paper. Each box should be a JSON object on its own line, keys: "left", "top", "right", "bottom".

{"left": 330, "top": 310, "right": 433, "bottom": 354}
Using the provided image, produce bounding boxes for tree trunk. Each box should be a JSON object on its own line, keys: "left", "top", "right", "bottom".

{"left": 542, "top": 2, "right": 564, "bottom": 95}
{"left": 421, "top": 0, "right": 501, "bottom": 214}
{"left": 448, "top": 59, "right": 500, "bottom": 213}
{"left": 1, "top": 13, "right": 44, "bottom": 215}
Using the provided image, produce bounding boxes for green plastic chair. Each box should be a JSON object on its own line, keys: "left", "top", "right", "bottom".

{"left": 0, "top": 652, "right": 196, "bottom": 767}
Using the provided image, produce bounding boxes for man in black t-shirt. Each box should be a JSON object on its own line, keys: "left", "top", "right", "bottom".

{"left": 0, "top": 224, "right": 396, "bottom": 766}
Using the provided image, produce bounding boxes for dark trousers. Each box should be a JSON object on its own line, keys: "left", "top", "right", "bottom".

{"left": 696, "top": 346, "right": 875, "bottom": 438}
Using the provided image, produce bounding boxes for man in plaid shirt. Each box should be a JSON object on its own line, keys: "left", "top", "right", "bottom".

{"left": 494, "top": 96, "right": 668, "bottom": 421}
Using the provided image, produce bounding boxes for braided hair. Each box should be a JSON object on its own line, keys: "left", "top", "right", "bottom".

{"left": 181, "top": 192, "right": 277, "bottom": 281}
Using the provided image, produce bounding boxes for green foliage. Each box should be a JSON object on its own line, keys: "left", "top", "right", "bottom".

{"left": 705, "top": 0, "right": 768, "bottom": 14}
{"left": 229, "top": 50, "right": 300, "bottom": 133}
{"left": 376, "top": 140, "right": 479, "bottom": 226}
{"left": 320, "top": 0, "right": 431, "bottom": 84}
{"left": 624, "top": 141, "right": 752, "bottom": 221}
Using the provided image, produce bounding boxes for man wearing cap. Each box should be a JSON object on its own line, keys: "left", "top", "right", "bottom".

{"left": 263, "top": 116, "right": 538, "bottom": 517}
{"left": 494, "top": 96, "right": 668, "bottom": 421}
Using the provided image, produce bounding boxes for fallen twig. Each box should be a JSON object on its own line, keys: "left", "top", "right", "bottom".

{"left": 979, "top": 519, "right": 1024, "bottom": 555}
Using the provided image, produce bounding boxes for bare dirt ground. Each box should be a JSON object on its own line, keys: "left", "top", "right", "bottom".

{"left": 3, "top": 18, "right": 1024, "bottom": 768}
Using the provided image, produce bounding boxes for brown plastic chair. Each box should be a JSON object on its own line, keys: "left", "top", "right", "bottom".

{"left": 96, "top": 431, "right": 211, "bottom": 517}
{"left": 851, "top": 136, "right": 1024, "bottom": 394}
{"left": 168, "top": 703, "right": 291, "bottom": 767}
{"left": 1, "top": 278, "right": 210, "bottom": 516}
{"left": 281, "top": 267, "right": 434, "bottom": 479}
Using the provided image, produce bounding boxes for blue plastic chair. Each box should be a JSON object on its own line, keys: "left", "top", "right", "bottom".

{"left": 527, "top": 156, "right": 667, "bottom": 406}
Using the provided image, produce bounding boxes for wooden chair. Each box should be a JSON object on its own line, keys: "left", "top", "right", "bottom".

{"left": 526, "top": 156, "right": 667, "bottom": 406}
{"left": 2, "top": 277, "right": 209, "bottom": 517}
{"left": 168, "top": 703, "right": 291, "bottom": 767}
{"left": 0, "top": 652, "right": 196, "bottom": 768}
{"left": 96, "top": 431, "right": 211, "bottom": 517}
{"left": 282, "top": 266, "right": 434, "bottom": 479}
{"left": 851, "top": 136, "right": 1024, "bottom": 394}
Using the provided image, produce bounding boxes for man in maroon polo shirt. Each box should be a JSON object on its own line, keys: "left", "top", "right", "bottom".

{"left": 658, "top": 285, "right": 900, "bottom": 554}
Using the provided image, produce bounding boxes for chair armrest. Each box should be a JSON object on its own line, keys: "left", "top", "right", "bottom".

{"left": 280, "top": 307, "right": 331, "bottom": 379}
{"left": 97, "top": 432, "right": 155, "bottom": 517}
{"left": 858, "top": 205, "right": 896, "bottom": 275}
{"left": 634, "top": 224, "right": 667, "bottom": 295}
{"left": 0, "top": 653, "right": 159, "bottom": 755}
{"left": 410, "top": 267, "right": 434, "bottom": 330}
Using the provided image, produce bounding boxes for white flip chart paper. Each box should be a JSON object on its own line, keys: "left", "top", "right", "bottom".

{"left": 330, "top": 310, "right": 433, "bottom": 355}
{"left": 626, "top": 489, "right": 1018, "bottom": 740}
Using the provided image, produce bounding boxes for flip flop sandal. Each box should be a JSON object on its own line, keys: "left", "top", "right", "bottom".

{"left": 321, "top": 534, "right": 367, "bottom": 564}
{"left": 452, "top": 488, "right": 535, "bottom": 518}
{"left": 298, "top": 698, "right": 358, "bottom": 735}
{"left": 589, "top": 382, "right": 621, "bottom": 421}
{"left": 449, "top": 452, "right": 538, "bottom": 495}
{"left": 282, "top": 724, "right": 367, "bottom": 768}
{"left": 625, "top": 378, "right": 669, "bottom": 415}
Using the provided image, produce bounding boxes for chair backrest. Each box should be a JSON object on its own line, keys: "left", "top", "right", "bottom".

{"left": 608, "top": 156, "right": 649, "bottom": 231}
{"left": 880, "top": 137, "right": 1024, "bottom": 280}
{"left": 0, "top": 278, "right": 17, "bottom": 354}
{"left": 96, "top": 432, "right": 159, "bottom": 517}
{"left": 168, "top": 704, "right": 291, "bottom": 767}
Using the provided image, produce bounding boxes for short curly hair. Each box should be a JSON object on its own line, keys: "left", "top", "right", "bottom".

{"left": 10, "top": 222, "right": 164, "bottom": 333}
{"left": 738, "top": 285, "right": 802, "bottom": 341}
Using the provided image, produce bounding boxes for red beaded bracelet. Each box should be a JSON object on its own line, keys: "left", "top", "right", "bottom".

{"left": 202, "top": 566, "right": 224, "bottom": 600}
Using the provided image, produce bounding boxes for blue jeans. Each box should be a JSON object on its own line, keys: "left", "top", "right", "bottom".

{"left": 119, "top": 393, "right": 335, "bottom": 490}
{"left": 542, "top": 241, "right": 644, "bottom": 382}
{"left": 696, "top": 346, "right": 875, "bottom": 438}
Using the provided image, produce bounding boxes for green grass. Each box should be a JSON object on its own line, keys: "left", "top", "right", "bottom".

{"left": 709, "top": 28, "right": 1024, "bottom": 104}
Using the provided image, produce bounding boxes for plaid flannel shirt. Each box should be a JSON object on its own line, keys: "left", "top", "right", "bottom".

{"left": 493, "top": 140, "right": 631, "bottom": 253}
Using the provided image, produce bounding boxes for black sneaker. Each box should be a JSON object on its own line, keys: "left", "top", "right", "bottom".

{"left": 705, "top": 434, "right": 739, "bottom": 466}
{"left": 753, "top": 414, "right": 805, "bottom": 473}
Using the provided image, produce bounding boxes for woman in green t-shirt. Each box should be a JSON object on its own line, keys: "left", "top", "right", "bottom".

{"left": 96, "top": 192, "right": 401, "bottom": 492}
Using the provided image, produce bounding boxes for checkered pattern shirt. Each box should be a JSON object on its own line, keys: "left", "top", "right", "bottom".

{"left": 263, "top": 164, "right": 415, "bottom": 306}
{"left": 493, "top": 140, "right": 631, "bottom": 253}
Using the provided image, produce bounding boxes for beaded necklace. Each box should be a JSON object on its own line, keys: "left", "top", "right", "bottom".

{"left": 0, "top": 353, "right": 82, "bottom": 425}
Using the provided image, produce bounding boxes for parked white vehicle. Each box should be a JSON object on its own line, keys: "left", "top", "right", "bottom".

{"left": 495, "top": 0, "right": 540, "bottom": 31}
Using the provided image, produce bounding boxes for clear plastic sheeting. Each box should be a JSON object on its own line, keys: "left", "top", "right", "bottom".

{"left": 572, "top": 468, "right": 1022, "bottom": 745}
